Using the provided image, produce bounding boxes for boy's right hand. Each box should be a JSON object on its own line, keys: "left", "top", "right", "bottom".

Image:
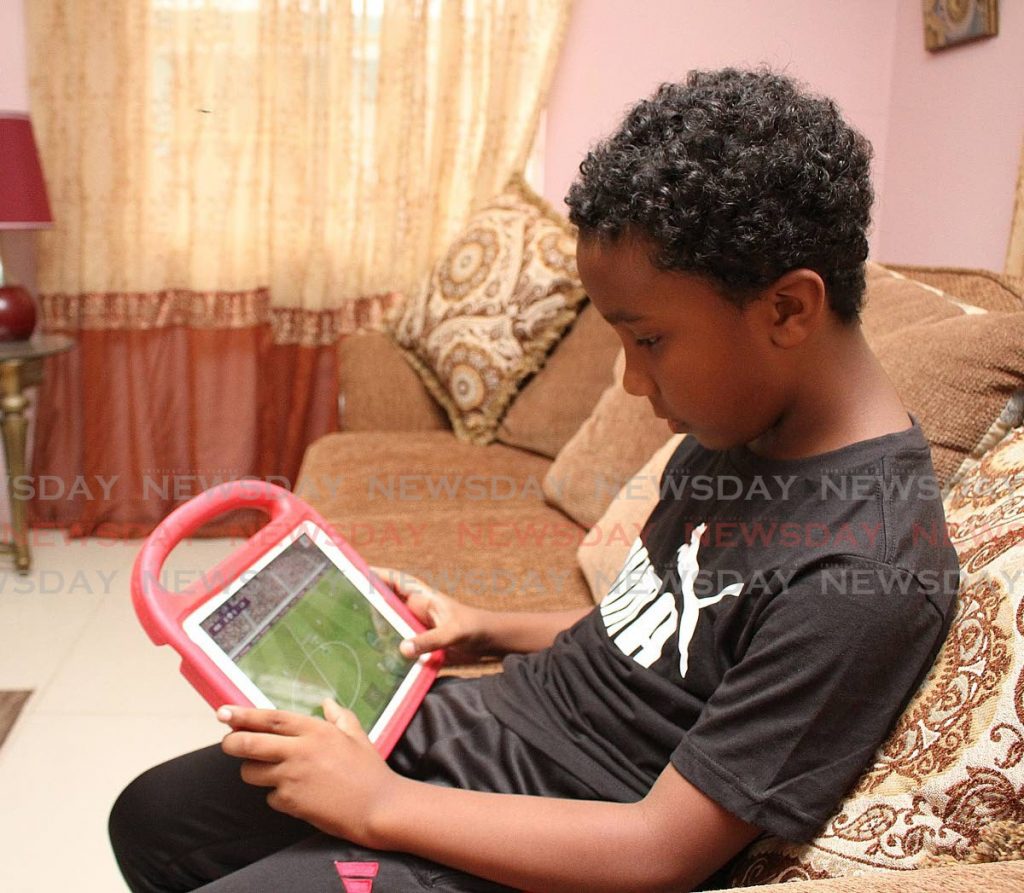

{"left": 371, "top": 567, "right": 495, "bottom": 664}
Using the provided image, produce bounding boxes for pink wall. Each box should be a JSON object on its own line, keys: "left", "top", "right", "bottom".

{"left": 0, "top": 0, "right": 29, "bottom": 111}
{"left": 879, "top": 0, "right": 1024, "bottom": 269}
{"left": 543, "top": 0, "right": 1023, "bottom": 270}
{"left": 2, "top": 1, "right": 1021, "bottom": 268}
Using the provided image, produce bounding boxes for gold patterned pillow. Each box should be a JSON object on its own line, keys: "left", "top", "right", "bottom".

{"left": 728, "top": 425, "right": 1024, "bottom": 885}
{"left": 391, "top": 176, "right": 586, "bottom": 444}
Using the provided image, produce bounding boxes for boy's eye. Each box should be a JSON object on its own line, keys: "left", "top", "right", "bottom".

{"left": 635, "top": 335, "right": 661, "bottom": 348}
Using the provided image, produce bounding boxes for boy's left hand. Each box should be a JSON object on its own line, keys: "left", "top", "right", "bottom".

{"left": 218, "top": 699, "right": 395, "bottom": 844}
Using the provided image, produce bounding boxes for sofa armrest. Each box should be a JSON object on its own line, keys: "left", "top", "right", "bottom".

{"left": 729, "top": 860, "right": 1024, "bottom": 893}
{"left": 338, "top": 331, "right": 450, "bottom": 432}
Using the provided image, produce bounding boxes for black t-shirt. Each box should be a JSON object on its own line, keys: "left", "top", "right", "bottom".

{"left": 481, "top": 423, "right": 959, "bottom": 843}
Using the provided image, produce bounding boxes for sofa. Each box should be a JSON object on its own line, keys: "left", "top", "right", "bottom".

{"left": 294, "top": 182, "right": 1024, "bottom": 891}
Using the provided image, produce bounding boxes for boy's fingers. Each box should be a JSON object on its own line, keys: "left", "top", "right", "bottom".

{"left": 221, "top": 730, "right": 290, "bottom": 762}
{"left": 403, "top": 590, "right": 435, "bottom": 622}
{"left": 239, "top": 759, "right": 278, "bottom": 788}
{"left": 321, "top": 698, "right": 342, "bottom": 724}
{"left": 216, "top": 706, "right": 312, "bottom": 736}
{"left": 372, "top": 566, "right": 429, "bottom": 600}
{"left": 400, "top": 628, "right": 448, "bottom": 658}
{"left": 322, "top": 699, "right": 363, "bottom": 736}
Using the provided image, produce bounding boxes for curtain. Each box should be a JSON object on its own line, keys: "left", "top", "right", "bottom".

{"left": 26, "top": 0, "right": 571, "bottom": 537}
{"left": 1008, "top": 136, "right": 1024, "bottom": 277}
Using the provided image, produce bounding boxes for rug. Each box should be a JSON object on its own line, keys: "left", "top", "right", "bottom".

{"left": 0, "top": 690, "right": 31, "bottom": 749}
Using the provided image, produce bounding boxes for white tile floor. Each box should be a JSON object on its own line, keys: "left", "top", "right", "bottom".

{"left": 0, "top": 532, "right": 245, "bottom": 892}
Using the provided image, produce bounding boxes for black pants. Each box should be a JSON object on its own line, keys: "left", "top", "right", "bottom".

{"left": 109, "top": 679, "right": 612, "bottom": 892}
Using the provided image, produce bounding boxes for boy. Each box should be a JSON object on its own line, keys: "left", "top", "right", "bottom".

{"left": 110, "top": 69, "right": 958, "bottom": 892}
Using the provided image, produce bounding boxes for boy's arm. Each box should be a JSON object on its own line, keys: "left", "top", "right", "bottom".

{"left": 478, "top": 606, "right": 593, "bottom": 654}
{"left": 372, "top": 762, "right": 759, "bottom": 893}
{"left": 221, "top": 704, "right": 759, "bottom": 893}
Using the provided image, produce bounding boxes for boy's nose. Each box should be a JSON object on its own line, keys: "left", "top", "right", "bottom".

{"left": 621, "top": 357, "right": 656, "bottom": 399}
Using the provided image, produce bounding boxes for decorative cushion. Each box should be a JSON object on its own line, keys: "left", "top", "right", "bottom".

{"left": 576, "top": 434, "right": 683, "bottom": 603}
{"left": 946, "top": 393, "right": 1024, "bottom": 493}
{"left": 496, "top": 302, "right": 622, "bottom": 459}
{"left": 728, "top": 424, "right": 1024, "bottom": 885}
{"left": 391, "top": 176, "right": 586, "bottom": 445}
{"left": 542, "top": 351, "right": 675, "bottom": 529}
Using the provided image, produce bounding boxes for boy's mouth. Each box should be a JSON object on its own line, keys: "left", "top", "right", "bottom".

{"left": 650, "top": 403, "right": 684, "bottom": 433}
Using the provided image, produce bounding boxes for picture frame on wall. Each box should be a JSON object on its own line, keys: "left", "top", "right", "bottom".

{"left": 923, "top": 0, "right": 999, "bottom": 52}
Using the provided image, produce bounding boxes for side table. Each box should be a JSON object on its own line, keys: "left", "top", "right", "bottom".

{"left": 0, "top": 334, "right": 75, "bottom": 574}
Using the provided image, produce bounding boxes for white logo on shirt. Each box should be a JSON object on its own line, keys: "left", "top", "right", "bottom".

{"left": 600, "top": 525, "right": 743, "bottom": 676}
{"left": 675, "top": 523, "right": 744, "bottom": 677}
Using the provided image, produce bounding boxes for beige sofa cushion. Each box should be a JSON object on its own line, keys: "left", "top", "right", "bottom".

{"left": 576, "top": 434, "right": 683, "bottom": 602}
{"left": 542, "top": 351, "right": 674, "bottom": 529}
{"left": 862, "top": 263, "right": 1024, "bottom": 488}
{"left": 866, "top": 300, "right": 1024, "bottom": 487}
{"left": 874, "top": 309, "right": 1024, "bottom": 487}
{"left": 496, "top": 302, "right": 622, "bottom": 458}
{"left": 391, "top": 176, "right": 586, "bottom": 445}
{"left": 729, "top": 424, "right": 1024, "bottom": 884}
{"left": 861, "top": 262, "right": 978, "bottom": 335}
{"left": 338, "top": 330, "right": 449, "bottom": 432}
{"left": 296, "top": 430, "right": 591, "bottom": 615}
{"left": 882, "top": 263, "right": 1024, "bottom": 313}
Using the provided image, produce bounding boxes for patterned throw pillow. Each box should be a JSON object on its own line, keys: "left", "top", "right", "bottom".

{"left": 728, "top": 425, "right": 1024, "bottom": 885}
{"left": 391, "top": 176, "right": 586, "bottom": 444}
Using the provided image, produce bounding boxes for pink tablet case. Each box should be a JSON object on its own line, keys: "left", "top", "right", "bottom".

{"left": 131, "top": 480, "right": 442, "bottom": 757}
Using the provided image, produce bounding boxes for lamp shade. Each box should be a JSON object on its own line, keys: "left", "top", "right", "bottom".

{"left": 0, "top": 113, "right": 53, "bottom": 228}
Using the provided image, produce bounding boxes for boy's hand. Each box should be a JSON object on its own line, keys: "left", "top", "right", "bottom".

{"left": 218, "top": 699, "right": 397, "bottom": 846}
{"left": 372, "top": 566, "right": 495, "bottom": 664}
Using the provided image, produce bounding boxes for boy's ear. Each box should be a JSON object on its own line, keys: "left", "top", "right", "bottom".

{"left": 760, "top": 269, "right": 827, "bottom": 348}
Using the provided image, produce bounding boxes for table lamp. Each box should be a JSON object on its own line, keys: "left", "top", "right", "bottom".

{"left": 0, "top": 113, "right": 53, "bottom": 341}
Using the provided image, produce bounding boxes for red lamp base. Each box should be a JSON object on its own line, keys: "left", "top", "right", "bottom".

{"left": 0, "top": 285, "right": 37, "bottom": 341}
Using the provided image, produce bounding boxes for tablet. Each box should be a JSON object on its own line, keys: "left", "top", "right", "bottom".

{"left": 132, "top": 481, "right": 442, "bottom": 756}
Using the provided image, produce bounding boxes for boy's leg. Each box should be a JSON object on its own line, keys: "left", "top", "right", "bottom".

{"left": 390, "top": 677, "right": 616, "bottom": 801}
{"left": 192, "top": 836, "right": 517, "bottom": 892}
{"left": 109, "top": 743, "right": 312, "bottom": 893}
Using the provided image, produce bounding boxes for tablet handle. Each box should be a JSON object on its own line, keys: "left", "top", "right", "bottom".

{"left": 132, "top": 480, "right": 303, "bottom": 646}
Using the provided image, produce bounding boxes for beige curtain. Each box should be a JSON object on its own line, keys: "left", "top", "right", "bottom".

{"left": 28, "top": 0, "right": 570, "bottom": 313}
{"left": 1008, "top": 136, "right": 1024, "bottom": 277}
{"left": 26, "top": 0, "right": 572, "bottom": 537}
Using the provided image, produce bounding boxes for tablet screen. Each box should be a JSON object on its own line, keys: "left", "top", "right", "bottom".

{"left": 185, "top": 526, "right": 417, "bottom": 734}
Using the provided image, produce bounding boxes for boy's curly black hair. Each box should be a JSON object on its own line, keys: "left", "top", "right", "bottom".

{"left": 565, "top": 68, "right": 874, "bottom": 322}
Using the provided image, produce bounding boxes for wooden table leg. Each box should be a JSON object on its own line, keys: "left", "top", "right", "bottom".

{"left": 0, "top": 360, "right": 30, "bottom": 574}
